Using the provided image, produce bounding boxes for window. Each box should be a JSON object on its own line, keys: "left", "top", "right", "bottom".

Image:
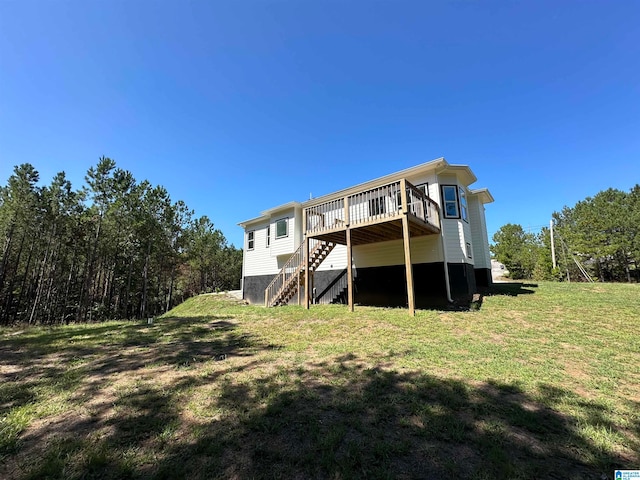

{"left": 417, "top": 183, "right": 428, "bottom": 196}
{"left": 275, "top": 218, "right": 288, "bottom": 238}
{"left": 466, "top": 242, "right": 473, "bottom": 259}
{"left": 266, "top": 225, "right": 270, "bottom": 248}
{"left": 441, "top": 185, "right": 460, "bottom": 218}
{"left": 459, "top": 187, "right": 468, "bottom": 222}
{"left": 247, "top": 231, "right": 254, "bottom": 250}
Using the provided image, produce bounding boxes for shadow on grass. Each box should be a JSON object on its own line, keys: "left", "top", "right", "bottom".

{"left": 0, "top": 315, "right": 242, "bottom": 372}
{"left": 10, "top": 355, "right": 638, "bottom": 480}
{"left": 0, "top": 315, "right": 272, "bottom": 463}
{"left": 409, "top": 283, "right": 539, "bottom": 312}
{"left": 154, "top": 361, "right": 636, "bottom": 479}
{"left": 481, "top": 282, "right": 538, "bottom": 297}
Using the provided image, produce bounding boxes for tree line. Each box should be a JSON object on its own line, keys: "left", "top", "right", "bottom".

{"left": 0, "top": 157, "right": 242, "bottom": 325}
{"left": 491, "top": 185, "right": 640, "bottom": 282}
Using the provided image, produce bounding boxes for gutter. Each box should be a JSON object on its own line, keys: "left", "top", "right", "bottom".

{"left": 434, "top": 169, "right": 453, "bottom": 302}
{"left": 439, "top": 217, "right": 454, "bottom": 303}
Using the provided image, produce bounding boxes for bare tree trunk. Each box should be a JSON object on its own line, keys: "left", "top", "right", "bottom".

{"left": 5, "top": 233, "right": 28, "bottom": 323}
{"left": 166, "top": 266, "right": 175, "bottom": 313}
{"left": 624, "top": 252, "right": 631, "bottom": 283}
{"left": 43, "top": 240, "right": 62, "bottom": 324}
{"left": 140, "top": 241, "right": 151, "bottom": 319}
{"left": 106, "top": 259, "right": 116, "bottom": 318}
{"left": 29, "top": 224, "right": 56, "bottom": 324}
{"left": 79, "top": 218, "right": 101, "bottom": 322}
{"left": 0, "top": 219, "right": 16, "bottom": 289}
{"left": 62, "top": 242, "right": 78, "bottom": 324}
{"left": 124, "top": 256, "right": 134, "bottom": 319}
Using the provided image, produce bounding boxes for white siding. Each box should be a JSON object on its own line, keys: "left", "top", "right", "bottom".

{"left": 405, "top": 172, "right": 438, "bottom": 192}
{"left": 244, "top": 220, "right": 279, "bottom": 276}
{"left": 352, "top": 235, "right": 442, "bottom": 268}
{"left": 270, "top": 210, "right": 297, "bottom": 258}
{"left": 436, "top": 175, "right": 474, "bottom": 265}
{"left": 442, "top": 219, "right": 470, "bottom": 264}
{"left": 244, "top": 166, "right": 492, "bottom": 281}
{"left": 294, "top": 208, "right": 303, "bottom": 247}
{"left": 315, "top": 244, "right": 349, "bottom": 271}
{"left": 460, "top": 188, "right": 474, "bottom": 265}
{"left": 468, "top": 197, "right": 491, "bottom": 269}
{"left": 243, "top": 207, "right": 300, "bottom": 277}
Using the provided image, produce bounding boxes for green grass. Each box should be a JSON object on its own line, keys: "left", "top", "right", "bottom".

{"left": 1, "top": 284, "right": 639, "bottom": 479}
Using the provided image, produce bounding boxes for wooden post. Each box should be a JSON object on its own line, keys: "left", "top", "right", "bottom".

{"left": 550, "top": 219, "right": 557, "bottom": 269}
{"left": 344, "top": 197, "right": 354, "bottom": 312}
{"left": 304, "top": 235, "right": 310, "bottom": 309}
{"left": 400, "top": 179, "right": 415, "bottom": 316}
{"left": 400, "top": 179, "right": 408, "bottom": 214}
{"left": 346, "top": 229, "right": 354, "bottom": 312}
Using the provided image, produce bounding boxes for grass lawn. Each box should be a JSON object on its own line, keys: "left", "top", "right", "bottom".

{"left": 1, "top": 282, "right": 639, "bottom": 479}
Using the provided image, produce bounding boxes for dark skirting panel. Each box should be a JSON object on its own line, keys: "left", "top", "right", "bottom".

{"left": 244, "top": 261, "right": 476, "bottom": 307}
{"left": 447, "top": 263, "right": 476, "bottom": 296}
{"left": 474, "top": 268, "right": 492, "bottom": 287}
{"left": 243, "top": 274, "right": 277, "bottom": 305}
{"left": 352, "top": 262, "right": 449, "bottom": 308}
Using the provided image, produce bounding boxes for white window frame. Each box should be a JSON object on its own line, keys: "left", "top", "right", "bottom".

{"left": 275, "top": 218, "right": 288, "bottom": 239}
{"left": 441, "top": 185, "right": 460, "bottom": 219}
{"left": 247, "top": 230, "right": 255, "bottom": 250}
{"left": 459, "top": 186, "right": 468, "bottom": 222}
{"left": 266, "top": 225, "right": 271, "bottom": 248}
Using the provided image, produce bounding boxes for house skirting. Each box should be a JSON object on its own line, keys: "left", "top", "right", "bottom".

{"left": 243, "top": 274, "right": 277, "bottom": 305}
{"left": 242, "top": 270, "right": 348, "bottom": 306}
{"left": 244, "top": 261, "right": 478, "bottom": 307}
{"left": 474, "top": 267, "right": 492, "bottom": 287}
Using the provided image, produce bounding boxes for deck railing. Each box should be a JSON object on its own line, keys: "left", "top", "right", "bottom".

{"left": 406, "top": 182, "right": 440, "bottom": 226}
{"left": 306, "top": 198, "right": 345, "bottom": 236}
{"left": 304, "top": 179, "right": 440, "bottom": 235}
{"left": 348, "top": 181, "right": 404, "bottom": 228}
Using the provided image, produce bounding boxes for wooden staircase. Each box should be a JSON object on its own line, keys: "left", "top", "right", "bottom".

{"left": 265, "top": 240, "right": 336, "bottom": 307}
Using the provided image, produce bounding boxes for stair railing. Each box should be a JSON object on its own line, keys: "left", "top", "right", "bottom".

{"left": 264, "top": 243, "right": 305, "bottom": 306}
{"left": 264, "top": 239, "right": 325, "bottom": 306}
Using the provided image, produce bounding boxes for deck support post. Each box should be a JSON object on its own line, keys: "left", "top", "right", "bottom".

{"left": 400, "top": 179, "right": 416, "bottom": 316}
{"left": 344, "top": 197, "right": 354, "bottom": 312}
{"left": 346, "top": 228, "right": 354, "bottom": 312}
{"left": 304, "top": 235, "right": 310, "bottom": 309}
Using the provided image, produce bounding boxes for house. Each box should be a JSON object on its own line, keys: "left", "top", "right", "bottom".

{"left": 238, "top": 157, "right": 493, "bottom": 314}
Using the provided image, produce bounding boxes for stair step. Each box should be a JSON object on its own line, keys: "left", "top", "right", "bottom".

{"left": 267, "top": 240, "right": 337, "bottom": 306}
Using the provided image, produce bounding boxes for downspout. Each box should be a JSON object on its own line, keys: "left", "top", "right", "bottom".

{"left": 240, "top": 231, "right": 246, "bottom": 300}
{"left": 439, "top": 216, "right": 453, "bottom": 303}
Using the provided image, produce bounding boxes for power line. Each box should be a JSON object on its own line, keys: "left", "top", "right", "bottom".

{"left": 488, "top": 224, "right": 548, "bottom": 238}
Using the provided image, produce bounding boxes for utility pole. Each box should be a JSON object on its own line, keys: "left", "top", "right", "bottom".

{"left": 550, "top": 219, "right": 557, "bottom": 269}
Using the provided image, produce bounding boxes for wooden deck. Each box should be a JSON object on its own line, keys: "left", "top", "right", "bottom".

{"left": 307, "top": 215, "right": 440, "bottom": 245}
{"left": 300, "top": 178, "right": 443, "bottom": 315}
{"left": 304, "top": 178, "right": 441, "bottom": 245}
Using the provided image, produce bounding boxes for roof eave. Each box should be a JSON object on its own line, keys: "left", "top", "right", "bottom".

{"left": 301, "top": 157, "right": 448, "bottom": 207}
{"left": 435, "top": 164, "right": 477, "bottom": 186}
{"left": 469, "top": 187, "right": 494, "bottom": 204}
{"left": 238, "top": 201, "right": 302, "bottom": 228}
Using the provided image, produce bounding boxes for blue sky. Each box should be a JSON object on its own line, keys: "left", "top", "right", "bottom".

{"left": 1, "top": 1, "right": 638, "bottom": 247}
